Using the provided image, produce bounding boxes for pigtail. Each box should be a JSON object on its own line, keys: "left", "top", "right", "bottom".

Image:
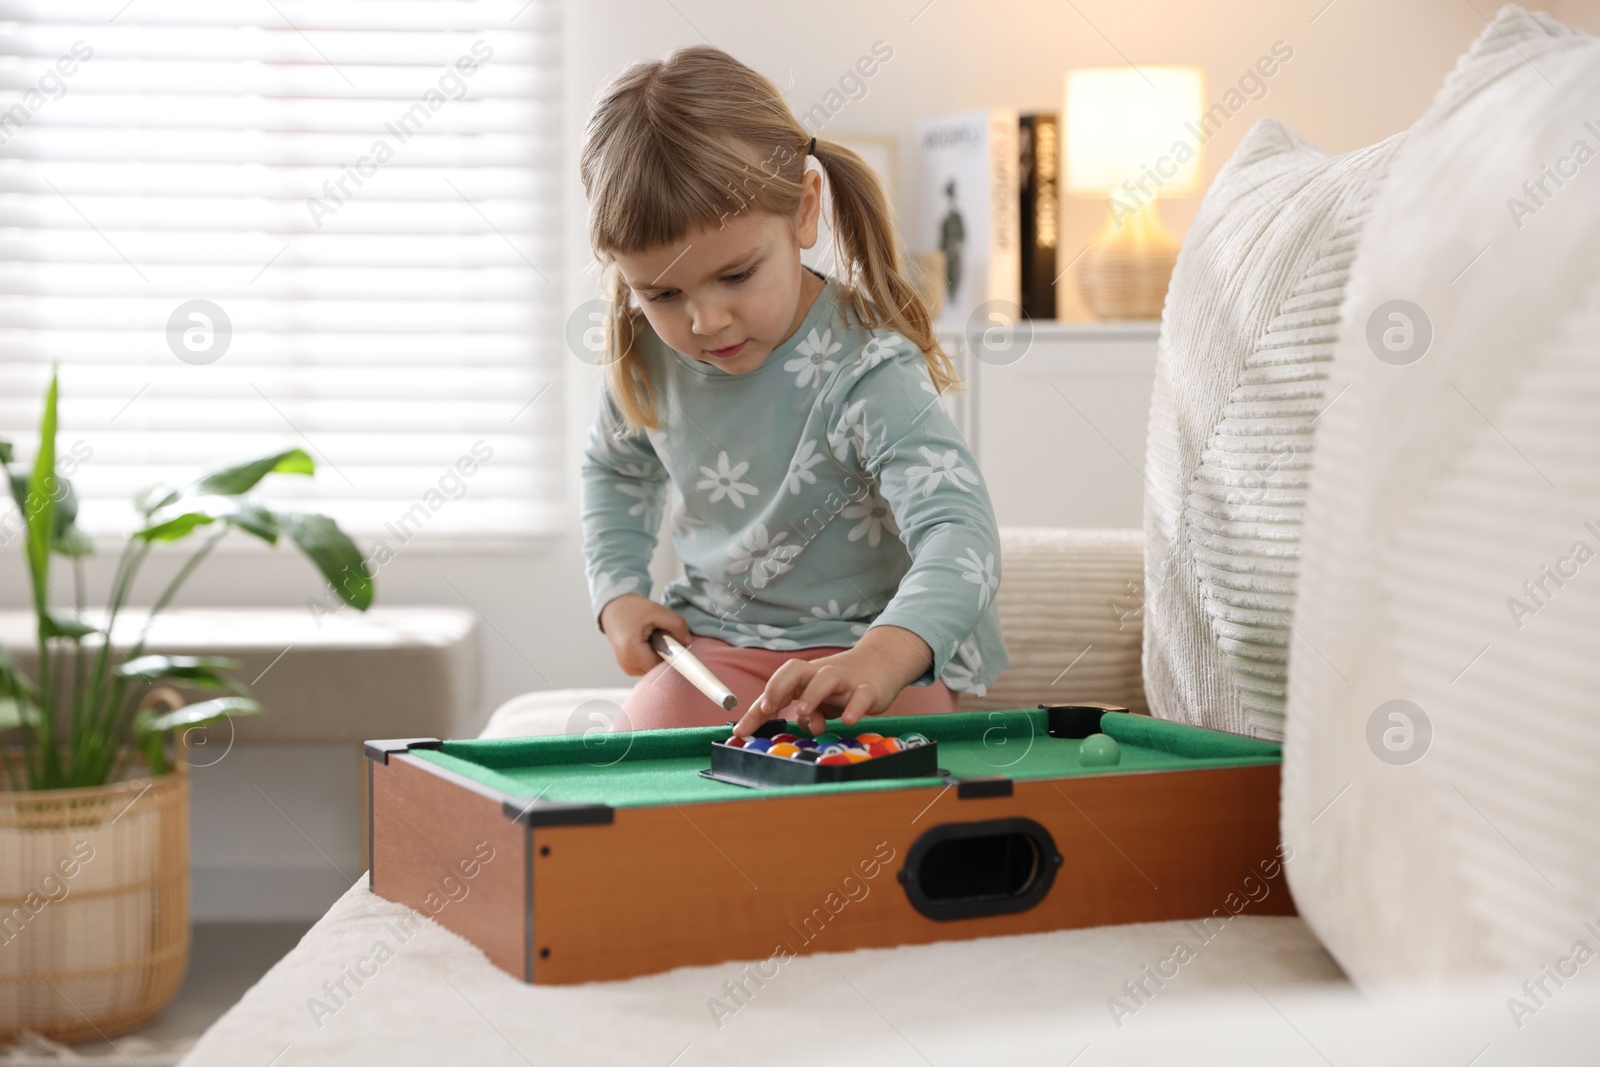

{"left": 812, "top": 139, "right": 963, "bottom": 396}
{"left": 600, "top": 263, "right": 659, "bottom": 431}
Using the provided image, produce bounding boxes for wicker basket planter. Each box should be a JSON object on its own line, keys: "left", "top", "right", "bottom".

{"left": 0, "top": 759, "right": 190, "bottom": 1043}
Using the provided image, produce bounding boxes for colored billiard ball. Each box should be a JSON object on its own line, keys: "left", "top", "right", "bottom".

{"left": 814, "top": 733, "right": 841, "bottom": 746}
{"left": 838, "top": 737, "right": 866, "bottom": 750}
{"left": 817, "top": 753, "right": 853, "bottom": 767}
{"left": 771, "top": 733, "right": 797, "bottom": 744}
{"left": 899, "top": 733, "right": 930, "bottom": 749}
{"left": 724, "top": 737, "right": 747, "bottom": 748}
{"left": 865, "top": 742, "right": 894, "bottom": 758}
{"left": 1079, "top": 733, "right": 1121, "bottom": 767}
{"left": 793, "top": 738, "right": 820, "bottom": 750}
{"left": 744, "top": 738, "right": 774, "bottom": 754}
{"left": 795, "top": 749, "right": 821, "bottom": 762}
{"left": 856, "top": 732, "right": 884, "bottom": 745}
{"left": 843, "top": 750, "right": 872, "bottom": 763}
{"left": 817, "top": 744, "right": 848, "bottom": 758}
{"left": 877, "top": 738, "right": 903, "bottom": 754}
{"left": 768, "top": 743, "right": 800, "bottom": 758}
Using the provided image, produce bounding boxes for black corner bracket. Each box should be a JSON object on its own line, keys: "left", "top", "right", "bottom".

{"left": 946, "top": 775, "right": 1013, "bottom": 799}
{"left": 501, "top": 798, "right": 615, "bottom": 828}
{"left": 1041, "top": 703, "right": 1130, "bottom": 740}
{"left": 364, "top": 738, "right": 444, "bottom": 764}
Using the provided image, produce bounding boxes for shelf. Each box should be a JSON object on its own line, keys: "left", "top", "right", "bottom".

{"left": 937, "top": 320, "right": 1160, "bottom": 344}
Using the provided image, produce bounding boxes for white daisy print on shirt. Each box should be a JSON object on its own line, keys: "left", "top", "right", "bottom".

{"left": 785, "top": 327, "right": 842, "bottom": 388}
{"left": 726, "top": 523, "right": 801, "bottom": 590}
{"left": 941, "top": 634, "right": 987, "bottom": 697}
{"left": 827, "top": 398, "right": 886, "bottom": 467}
{"left": 803, "top": 599, "right": 862, "bottom": 625}
{"left": 730, "top": 622, "right": 800, "bottom": 650}
{"left": 905, "top": 446, "right": 980, "bottom": 497}
{"left": 697, "top": 451, "right": 758, "bottom": 509}
{"left": 851, "top": 333, "right": 907, "bottom": 378}
{"left": 957, "top": 547, "right": 999, "bottom": 610}
{"left": 842, "top": 493, "right": 898, "bottom": 548}
{"left": 614, "top": 481, "right": 654, "bottom": 517}
{"left": 783, "top": 438, "right": 825, "bottom": 496}
{"left": 670, "top": 505, "right": 707, "bottom": 537}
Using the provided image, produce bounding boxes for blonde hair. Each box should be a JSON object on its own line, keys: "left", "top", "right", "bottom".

{"left": 579, "top": 44, "right": 961, "bottom": 431}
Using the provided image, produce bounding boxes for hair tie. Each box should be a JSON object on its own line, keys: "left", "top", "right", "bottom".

{"left": 807, "top": 135, "right": 817, "bottom": 158}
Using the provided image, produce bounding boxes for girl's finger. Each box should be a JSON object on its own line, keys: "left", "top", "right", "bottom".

{"left": 794, "top": 667, "right": 849, "bottom": 725}
{"left": 750, "top": 660, "right": 811, "bottom": 731}
{"left": 731, "top": 696, "right": 768, "bottom": 737}
{"left": 839, "top": 683, "right": 876, "bottom": 725}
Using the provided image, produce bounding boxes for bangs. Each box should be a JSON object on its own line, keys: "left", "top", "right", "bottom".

{"left": 588, "top": 130, "right": 798, "bottom": 255}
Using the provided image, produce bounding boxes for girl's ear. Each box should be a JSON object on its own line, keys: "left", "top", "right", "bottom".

{"left": 794, "top": 167, "right": 824, "bottom": 251}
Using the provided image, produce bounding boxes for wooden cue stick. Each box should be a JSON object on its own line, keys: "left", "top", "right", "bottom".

{"left": 648, "top": 630, "right": 739, "bottom": 712}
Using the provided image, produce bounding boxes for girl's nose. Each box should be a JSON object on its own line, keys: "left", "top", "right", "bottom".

{"left": 688, "top": 298, "right": 733, "bottom": 336}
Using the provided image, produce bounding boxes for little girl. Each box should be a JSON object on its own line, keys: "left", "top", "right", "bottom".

{"left": 578, "top": 44, "right": 1008, "bottom": 736}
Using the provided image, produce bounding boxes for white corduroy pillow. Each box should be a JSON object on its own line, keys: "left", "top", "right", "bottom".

{"left": 1143, "top": 118, "right": 1401, "bottom": 740}
{"left": 1283, "top": 5, "right": 1600, "bottom": 984}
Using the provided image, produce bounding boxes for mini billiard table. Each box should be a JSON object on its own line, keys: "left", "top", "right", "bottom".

{"left": 365, "top": 704, "right": 1294, "bottom": 984}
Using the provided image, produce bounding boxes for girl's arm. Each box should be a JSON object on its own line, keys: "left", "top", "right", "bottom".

{"left": 581, "top": 389, "right": 694, "bottom": 674}
{"left": 739, "top": 340, "right": 1002, "bottom": 734}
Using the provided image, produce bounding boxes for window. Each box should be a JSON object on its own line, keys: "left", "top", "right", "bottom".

{"left": 0, "top": 0, "right": 562, "bottom": 545}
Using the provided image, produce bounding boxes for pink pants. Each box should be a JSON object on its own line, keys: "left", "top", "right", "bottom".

{"left": 620, "top": 634, "right": 959, "bottom": 731}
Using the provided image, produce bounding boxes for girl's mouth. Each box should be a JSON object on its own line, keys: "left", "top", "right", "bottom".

{"left": 707, "top": 340, "right": 747, "bottom": 359}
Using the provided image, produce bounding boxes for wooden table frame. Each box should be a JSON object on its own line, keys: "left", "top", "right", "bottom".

{"left": 365, "top": 706, "right": 1294, "bottom": 984}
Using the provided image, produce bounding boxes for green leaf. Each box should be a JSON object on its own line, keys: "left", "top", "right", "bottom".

{"left": 41, "top": 612, "right": 98, "bottom": 640}
{"left": 135, "top": 696, "right": 261, "bottom": 737}
{"left": 0, "top": 647, "right": 37, "bottom": 701}
{"left": 0, "top": 698, "right": 41, "bottom": 733}
{"left": 197, "top": 450, "right": 314, "bottom": 497}
{"left": 116, "top": 655, "right": 248, "bottom": 695}
{"left": 280, "top": 512, "right": 373, "bottom": 611}
{"left": 0, "top": 439, "right": 12, "bottom": 464}
{"left": 55, "top": 523, "right": 95, "bottom": 558}
{"left": 134, "top": 450, "right": 313, "bottom": 520}
{"left": 136, "top": 495, "right": 279, "bottom": 544}
{"left": 134, "top": 482, "right": 182, "bottom": 517}
{"left": 23, "top": 372, "right": 58, "bottom": 614}
{"left": 133, "top": 696, "right": 262, "bottom": 776}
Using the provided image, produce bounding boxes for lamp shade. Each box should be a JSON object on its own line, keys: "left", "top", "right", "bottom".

{"left": 1065, "top": 66, "right": 1205, "bottom": 195}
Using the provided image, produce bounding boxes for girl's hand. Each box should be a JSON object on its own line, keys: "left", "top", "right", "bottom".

{"left": 598, "top": 594, "right": 692, "bottom": 676}
{"left": 733, "top": 625, "right": 933, "bottom": 737}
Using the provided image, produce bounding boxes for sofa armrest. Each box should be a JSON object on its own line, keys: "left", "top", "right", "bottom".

{"left": 958, "top": 527, "right": 1146, "bottom": 714}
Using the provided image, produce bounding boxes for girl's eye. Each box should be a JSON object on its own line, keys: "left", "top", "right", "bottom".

{"left": 642, "top": 266, "right": 754, "bottom": 303}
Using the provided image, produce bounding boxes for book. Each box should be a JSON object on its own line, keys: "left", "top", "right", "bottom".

{"left": 1018, "top": 113, "right": 1059, "bottom": 319}
{"left": 917, "top": 109, "right": 1020, "bottom": 326}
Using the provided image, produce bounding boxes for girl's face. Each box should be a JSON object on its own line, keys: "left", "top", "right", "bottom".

{"left": 612, "top": 170, "right": 824, "bottom": 376}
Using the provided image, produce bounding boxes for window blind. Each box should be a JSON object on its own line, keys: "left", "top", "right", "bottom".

{"left": 0, "top": 0, "right": 562, "bottom": 544}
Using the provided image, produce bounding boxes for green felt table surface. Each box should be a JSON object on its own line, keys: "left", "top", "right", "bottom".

{"left": 409, "top": 709, "right": 1281, "bottom": 811}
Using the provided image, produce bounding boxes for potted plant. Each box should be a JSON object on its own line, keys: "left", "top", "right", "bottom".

{"left": 0, "top": 371, "right": 372, "bottom": 1042}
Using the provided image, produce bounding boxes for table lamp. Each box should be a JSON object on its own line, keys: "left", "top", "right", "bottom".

{"left": 1065, "top": 66, "right": 1205, "bottom": 319}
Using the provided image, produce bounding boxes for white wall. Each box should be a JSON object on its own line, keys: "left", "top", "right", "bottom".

{"left": 2, "top": 0, "right": 1572, "bottom": 721}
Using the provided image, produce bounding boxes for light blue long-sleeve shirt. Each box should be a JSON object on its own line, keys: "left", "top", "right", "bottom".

{"left": 579, "top": 273, "right": 1009, "bottom": 696}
